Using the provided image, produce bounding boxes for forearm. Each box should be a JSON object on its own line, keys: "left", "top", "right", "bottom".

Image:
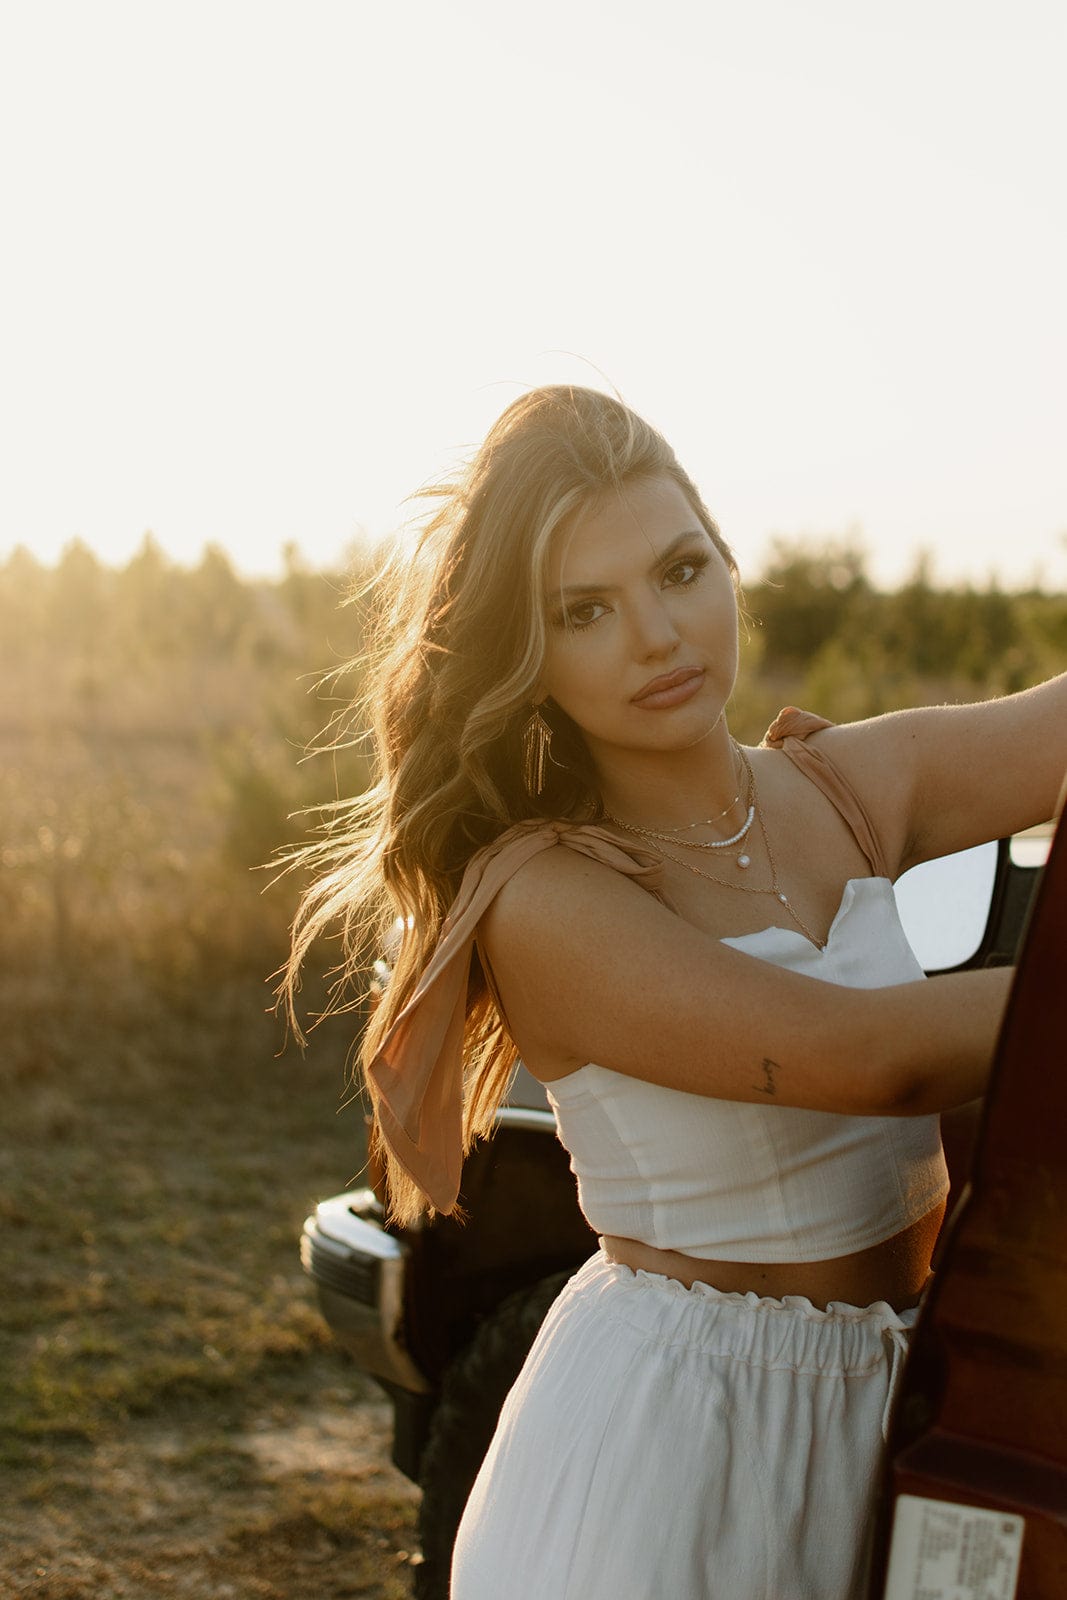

{"left": 858, "top": 965, "right": 1015, "bottom": 1115}
{"left": 489, "top": 846, "right": 1018, "bottom": 1118}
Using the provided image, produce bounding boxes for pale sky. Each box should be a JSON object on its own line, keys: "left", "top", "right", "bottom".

{"left": 1, "top": 0, "right": 1064, "bottom": 589}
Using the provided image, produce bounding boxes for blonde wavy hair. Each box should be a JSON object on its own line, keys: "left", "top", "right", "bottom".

{"left": 283, "top": 385, "right": 735, "bottom": 1223}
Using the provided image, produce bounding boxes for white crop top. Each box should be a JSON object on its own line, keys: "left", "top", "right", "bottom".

{"left": 545, "top": 875, "right": 948, "bottom": 1262}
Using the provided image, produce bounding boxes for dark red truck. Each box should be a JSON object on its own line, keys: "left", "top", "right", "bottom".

{"left": 869, "top": 818, "right": 1066, "bottom": 1600}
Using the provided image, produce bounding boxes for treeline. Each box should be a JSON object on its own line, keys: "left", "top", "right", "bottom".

{"left": 1, "top": 535, "right": 367, "bottom": 726}
{"left": 744, "top": 537, "right": 1066, "bottom": 712}
{"left": 1, "top": 537, "right": 374, "bottom": 1011}
{"left": 1, "top": 533, "right": 1063, "bottom": 1010}
{"left": 6, "top": 531, "right": 1064, "bottom": 714}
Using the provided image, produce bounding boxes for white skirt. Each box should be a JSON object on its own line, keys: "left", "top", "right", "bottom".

{"left": 451, "top": 1251, "right": 917, "bottom": 1600}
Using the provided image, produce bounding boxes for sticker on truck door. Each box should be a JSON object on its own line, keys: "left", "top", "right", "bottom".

{"left": 883, "top": 1495, "right": 1024, "bottom": 1600}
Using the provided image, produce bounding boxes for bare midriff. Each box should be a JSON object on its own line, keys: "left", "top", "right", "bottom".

{"left": 600, "top": 1199, "right": 947, "bottom": 1312}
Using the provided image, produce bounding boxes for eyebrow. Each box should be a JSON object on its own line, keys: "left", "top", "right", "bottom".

{"left": 552, "top": 529, "right": 707, "bottom": 602}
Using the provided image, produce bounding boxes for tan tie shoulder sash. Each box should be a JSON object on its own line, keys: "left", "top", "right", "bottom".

{"left": 366, "top": 820, "right": 663, "bottom": 1214}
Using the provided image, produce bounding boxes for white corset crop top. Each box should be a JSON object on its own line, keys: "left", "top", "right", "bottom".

{"left": 545, "top": 876, "right": 949, "bottom": 1263}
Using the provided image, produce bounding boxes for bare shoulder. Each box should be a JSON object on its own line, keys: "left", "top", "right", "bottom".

{"left": 478, "top": 840, "right": 697, "bottom": 1081}
{"left": 791, "top": 676, "right": 1067, "bottom": 867}
{"left": 480, "top": 838, "right": 661, "bottom": 968}
{"left": 780, "top": 710, "right": 924, "bottom": 874}
{"left": 797, "top": 705, "right": 924, "bottom": 769}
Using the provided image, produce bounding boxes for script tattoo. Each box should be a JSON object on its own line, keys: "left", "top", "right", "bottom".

{"left": 753, "top": 1058, "right": 779, "bottom": 1097}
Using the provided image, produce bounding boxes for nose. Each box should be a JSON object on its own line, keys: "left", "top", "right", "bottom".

{"left": 629, "top": 590, "right": 681, "bottom": 660}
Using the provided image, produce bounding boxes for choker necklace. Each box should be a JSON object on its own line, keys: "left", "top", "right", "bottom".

{"left": 606, "top": 741, "right": 756, "bottom": 867}
{"left": 639, "top": 787, "right": 743, "bottom": 833}
{"left": 651, "top": 747, "right": 825, "bottom": 949}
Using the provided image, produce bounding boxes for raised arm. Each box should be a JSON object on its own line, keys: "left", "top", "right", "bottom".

{"left": 799, "top": 672, "right": 1067, "bottom": 875}
{"left": 480, "top": 846, "right": 1012, "bottom": 1117}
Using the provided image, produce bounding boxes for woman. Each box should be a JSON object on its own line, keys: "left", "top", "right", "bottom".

{"left": 285, "top": 387, "right": 1065, "bottom": 1599}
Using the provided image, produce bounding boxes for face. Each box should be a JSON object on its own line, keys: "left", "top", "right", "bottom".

{"left": 536, "top": 474, "right": 739, "bottom": 769}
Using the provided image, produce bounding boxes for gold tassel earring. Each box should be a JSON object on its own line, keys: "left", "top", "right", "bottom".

{"left": 522, "top": 705, "right": 553, "bottom": 796}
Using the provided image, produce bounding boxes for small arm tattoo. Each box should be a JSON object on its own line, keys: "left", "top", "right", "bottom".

{"left": 753, "top": 1058, "right": 779, "bottom": 1097}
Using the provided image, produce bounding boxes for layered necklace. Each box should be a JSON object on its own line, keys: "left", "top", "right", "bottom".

{"left": 605, "top": 742, "right": 757, "bottom": 868}
{"left": 605, "top": 742, "right": 825, "bottom": 949}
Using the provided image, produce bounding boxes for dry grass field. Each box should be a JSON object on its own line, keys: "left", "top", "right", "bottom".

{"left": 1, "top": 971, "right": 422, "bottom": 1600}
{"left": 1, "top": 557, "right": 423, "bottom": 1596}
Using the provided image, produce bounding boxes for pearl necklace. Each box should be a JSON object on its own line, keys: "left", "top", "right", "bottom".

{"left": 606, "top": 741, "right": 757, "bottom": 868}
{"left": 652, "top": 747, "right": 825, "bottom": 949}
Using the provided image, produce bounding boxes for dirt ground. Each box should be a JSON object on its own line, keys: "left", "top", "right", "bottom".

{"left": 0, "top": 974, "right": 425, "bottom": 1600}
{"left": 2, "top": 1387, "right": 421, "bottom": 1599}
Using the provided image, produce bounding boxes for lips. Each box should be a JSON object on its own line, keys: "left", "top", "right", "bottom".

{"left": 631, "top": 667, "right": 705, "bottom": 709}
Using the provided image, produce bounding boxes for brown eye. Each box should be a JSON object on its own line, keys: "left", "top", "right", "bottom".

{"left": 566, "top": 600, "right": 608, "bottom": 630}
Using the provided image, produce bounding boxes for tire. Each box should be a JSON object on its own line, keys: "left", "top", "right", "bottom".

{"left": 413, "top": 1270, "right": 572, "bottom": 1600}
